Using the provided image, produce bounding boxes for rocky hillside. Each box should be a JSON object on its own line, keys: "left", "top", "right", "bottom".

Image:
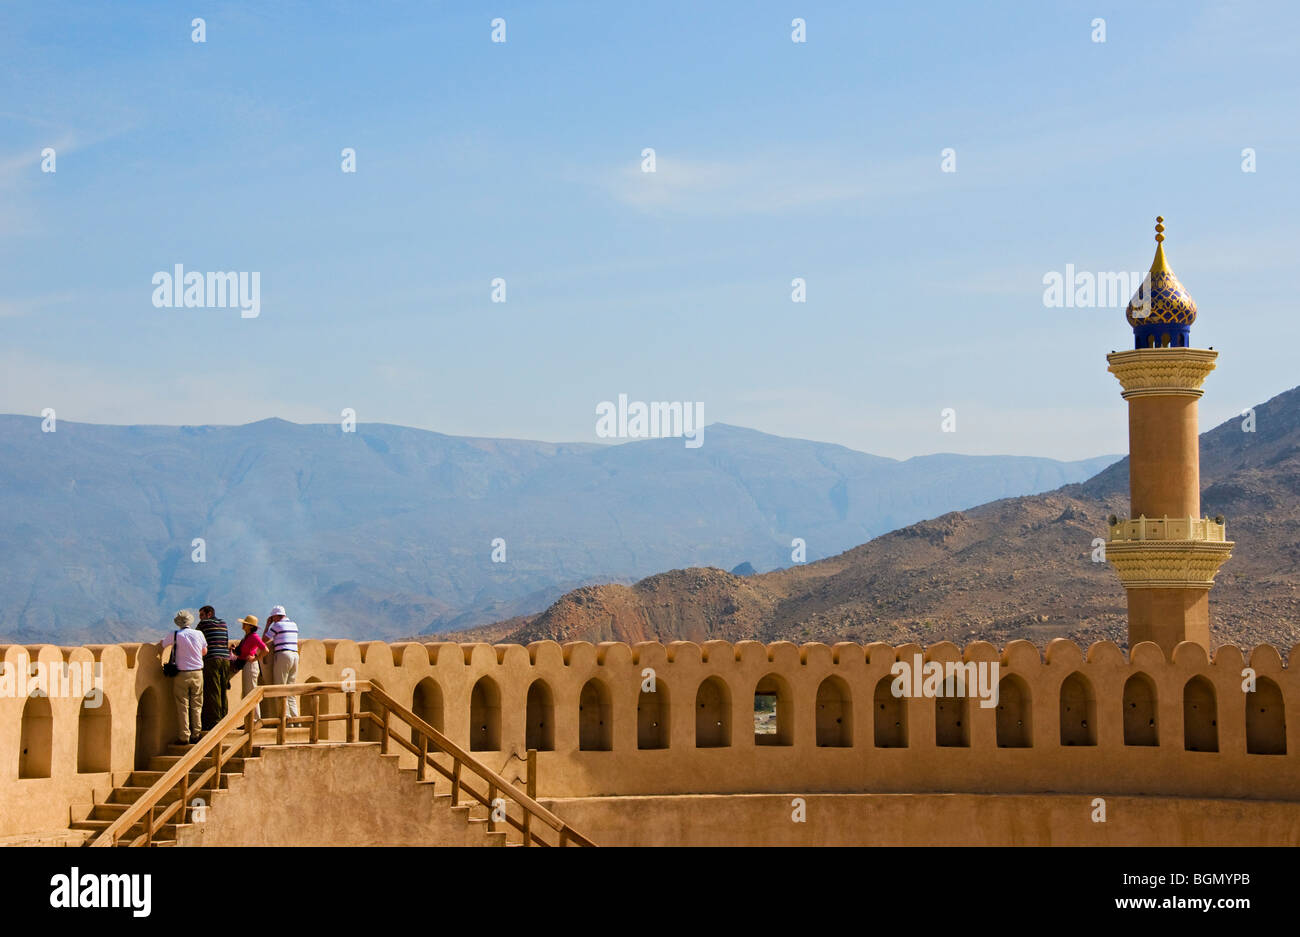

{"left": 485, "top": 385, "right": 1300, "bottom": 652}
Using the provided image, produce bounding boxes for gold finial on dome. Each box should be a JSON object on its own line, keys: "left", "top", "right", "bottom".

{"left": 1150, "top": 216, "right": 1169, "bottom": 272}
{"left": 1126, "top": 215, "right": 1196, "bottom": 333}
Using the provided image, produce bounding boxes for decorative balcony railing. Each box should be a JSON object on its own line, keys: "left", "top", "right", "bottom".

{"left": 1108, "top": 514, "right": 1228, "bottom": 544}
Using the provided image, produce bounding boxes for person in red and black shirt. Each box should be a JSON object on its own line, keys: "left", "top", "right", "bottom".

{"left": 230, "top": 615, "right": 268, "bottom": 719}
{"left": 197, "top": 605, "right": 232, "bottom": 730}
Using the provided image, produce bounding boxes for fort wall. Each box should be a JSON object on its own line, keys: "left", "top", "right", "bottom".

{"left": 2, "top": 636, "right": 1297, "bottom": 839}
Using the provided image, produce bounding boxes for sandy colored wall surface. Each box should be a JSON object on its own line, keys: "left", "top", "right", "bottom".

{"left": 540, "top": 793, "right": 1300, "bottom": 846}
{"left": 176, "top": 743, "right": 500, "bottom": 846}
{"left": 2, "top": 636, "right": 1297, "bottom": 841}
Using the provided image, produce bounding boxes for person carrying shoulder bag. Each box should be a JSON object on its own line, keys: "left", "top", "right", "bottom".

{"left": 160, "top": 611, "right": 207, "bottom": 745}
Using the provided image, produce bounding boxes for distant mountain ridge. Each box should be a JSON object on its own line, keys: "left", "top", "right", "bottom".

{"left": 490, "top": 385, "right": 1300, "bottom": 653}
{"left": 0, "top": 415, "right": 1115, "bottom": 643}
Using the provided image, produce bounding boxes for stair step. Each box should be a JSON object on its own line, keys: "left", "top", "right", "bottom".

{"left": 128, "top": 767, "right": 245, "bottom": 788}
{"left": 89, "top": 802, "right": 208, "bottom": 823}
{"left": 252, "top": 728, "right": 314, "bottom": 743}
{"left": 72, "top": 818, "right": 184, "bottom": 840}
{"left": 69, "top": 819, "right": 111, "bottom": 832}
{"left": 110, "top": 786, "right": 183, "bottom": 806}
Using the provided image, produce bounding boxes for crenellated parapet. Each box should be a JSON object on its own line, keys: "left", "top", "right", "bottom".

{"left": 1, "top": 636, "right": 1297, "bottom": 838}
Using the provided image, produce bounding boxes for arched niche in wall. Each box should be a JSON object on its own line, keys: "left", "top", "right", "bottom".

{"left": 359, "top": 679, "right": 387, "bottom": 743}
{"left": 815, "top": 675, "right": 852, "bottom": 748}
{"left": 77, "top": 691, "right": 112, "bottom": 773}
{"left": 578, "top": 678, "right": 613, "bottom": 752}
{"left": 1122, "top": 672, "right": 1158, "bottom": 746}
{"left": 1246, "top": 676, "right": 1286, "bottom": 755}
{"left": 1183, "top": 675, "right": 1218, "bottom": 752}
{"left": 996, "top": 674, "right": 1032, "bottom": 748}
{"left": 695, "top": 676, "right": 731, "bottom": 748}
{"left": 470, "top": 676, "right": 502, "bottom": 751}
{"left": 134, "top": 685, "right": 162, "bottom": 771}
{"left": 412, "top": 677, "right": 445, "bottom": 746}
{"left": 1059, "top": 672, "right": 1097, "bottom": 746}
{"left": 873, "top": 674, "right": 906, "bottom": 748}
{"left": 525, "top": 679, "right": 555, "bottom": 752}
{"left": 19, "top": 693, "right": 53, "bottom": 778}
{"left": 637, "top": 679, "right": 669, "bottom": 750}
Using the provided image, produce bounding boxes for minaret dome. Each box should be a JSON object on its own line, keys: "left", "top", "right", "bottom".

{"left": 1125, "top": 216, "right": 1198, "bottom": 349}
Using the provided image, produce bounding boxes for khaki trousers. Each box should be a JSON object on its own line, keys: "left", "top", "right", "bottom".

{"left": 173, "top": 670, "right": 203, "bottom": 741}
{"left": 242, "top": 659, "right": 261, "bottom": 720}
{"left": 273, "top": 651, "right": 299, "bottom": 718}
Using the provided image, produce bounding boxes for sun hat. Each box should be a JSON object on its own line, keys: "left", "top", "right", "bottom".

{"left": 268, "top": 605, "right": 286, "bottom": 619}
{"left": 174, "top": 610, "right": 195, "bottom": 627}
{"left": 239, "top": 615, "right": 259, "bottom": 628}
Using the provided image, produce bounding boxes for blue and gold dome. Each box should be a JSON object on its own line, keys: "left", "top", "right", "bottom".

{"left": 1126, "top": 216, "right": 1197, "bottom": 348}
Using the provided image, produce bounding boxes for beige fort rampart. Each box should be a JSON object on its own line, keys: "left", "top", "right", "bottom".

{"left": 3, "top": 636, "right": 1298, "bottom": 844}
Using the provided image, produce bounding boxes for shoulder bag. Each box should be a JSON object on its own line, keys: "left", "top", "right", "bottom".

{"left": 163, "top": 629, "right": 180, "bottom": 677}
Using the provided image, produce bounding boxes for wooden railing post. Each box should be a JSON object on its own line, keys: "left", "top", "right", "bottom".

{"left": 487, "top": 782, "right": 497, "bottom": 833}
{"left": 243, "top": 711, "right": 255, "bottom": 758}
{"left": 310, "top": 693, "right": 320, "bottom": 744}
{"left": 417, "top": 734, "right": 428, "bottom": 782}
{"left": 346, "top": 692, "right": 356, "bottom": 742}
{"left": 276, "top": 704, "right": 286, "bottom": 746}
{"left": 522, "top": 810, "right": 532, "bottom": 846}
{"left": 527, "top": 748, "right": 537, "bottom": 799}
{"left": 451, "top": 761, "right": 462, "bottom": 807}
{"left": 379, "top": 705, "right": 389, "bottom": 754}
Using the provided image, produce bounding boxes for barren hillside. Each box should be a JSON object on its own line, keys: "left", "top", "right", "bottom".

{"left": 470, "top": 385, "right": 1300, "bottom": 652}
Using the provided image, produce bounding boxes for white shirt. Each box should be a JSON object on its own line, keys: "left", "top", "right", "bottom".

{"left": 162, "top": 628, "right": 207, "bottom": 671}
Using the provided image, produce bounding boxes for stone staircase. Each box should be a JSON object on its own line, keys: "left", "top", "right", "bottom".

{"left": 69, "top": 727, "right": 517, "bottom": 846}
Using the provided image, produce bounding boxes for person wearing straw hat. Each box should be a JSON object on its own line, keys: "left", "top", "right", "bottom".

{"left": 230, "top": 615, "right": 268, "bottom": 720}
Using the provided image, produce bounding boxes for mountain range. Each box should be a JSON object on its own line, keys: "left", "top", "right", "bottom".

{"left": 0, "top": 414, "right": 1115, "bottom": 644}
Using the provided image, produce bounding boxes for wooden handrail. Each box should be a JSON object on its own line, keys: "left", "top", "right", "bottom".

{"left": 364, "top": 686, "right": 596, "bottom": 847}
{"left": 91, "top": 678, "right": 596, "bottom": 847}
{"left": 90, "top": 681, "right": 356, "bottom": 847}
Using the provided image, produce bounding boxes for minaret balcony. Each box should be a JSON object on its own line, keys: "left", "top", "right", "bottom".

{"left": 1105, "top": 515, "right": 1234, "bottom": 589}
{"left": 1108, "top": 514, "right": 1228, "bottom": 544}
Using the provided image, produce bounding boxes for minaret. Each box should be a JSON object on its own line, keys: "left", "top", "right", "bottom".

{"left": 1104, "top": 217, "right": 1233, "bottom": 655}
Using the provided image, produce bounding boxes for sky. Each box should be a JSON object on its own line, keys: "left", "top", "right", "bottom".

{"left": 1, "top": 0, "right": 1297, "bottom": 461}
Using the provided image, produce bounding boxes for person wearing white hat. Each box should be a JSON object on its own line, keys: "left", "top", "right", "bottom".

{"left": 262, "top": 605, "right": 300, "bottom": 721}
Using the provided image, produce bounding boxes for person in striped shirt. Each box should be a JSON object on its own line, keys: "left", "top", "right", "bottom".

{"left": 197, "top": 605, "right": 232, "bottom": 730}
{"left": 262, "top": 605, "right": 300, "bottom": 720}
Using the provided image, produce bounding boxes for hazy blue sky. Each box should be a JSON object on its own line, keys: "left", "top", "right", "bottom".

{"left": 2, "top": 1, "right": 1296, "bottom": 459}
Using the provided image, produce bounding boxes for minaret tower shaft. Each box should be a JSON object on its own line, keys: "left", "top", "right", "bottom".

{"left": 1104, "top": 218, "right": 1233, "bottom": 655}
